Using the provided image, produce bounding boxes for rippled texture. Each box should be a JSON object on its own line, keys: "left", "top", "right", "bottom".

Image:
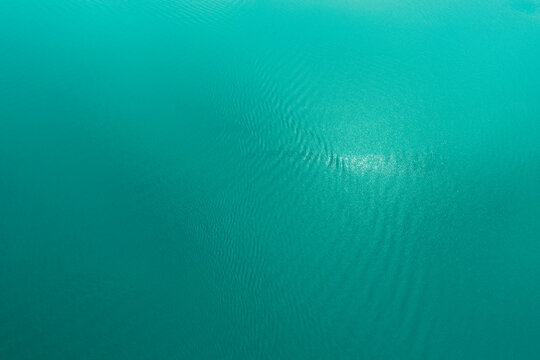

{"left": 1, "top": 1, "right": 539, "bottom": 359}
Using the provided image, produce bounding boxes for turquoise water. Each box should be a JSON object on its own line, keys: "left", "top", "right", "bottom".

{"left": 1, "top": 1, "right": 539, "bottom": 358}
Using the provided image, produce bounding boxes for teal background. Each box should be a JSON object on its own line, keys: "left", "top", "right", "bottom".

{"left": 1, "top": 1, "right": 539, "bottom": 359}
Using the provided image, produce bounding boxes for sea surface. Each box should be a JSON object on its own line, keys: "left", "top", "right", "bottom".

{"left": 1, "top": 1, "right": 539, "bottom": 359}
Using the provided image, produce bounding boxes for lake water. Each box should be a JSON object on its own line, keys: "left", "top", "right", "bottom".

{"left": 1, "top": 1, "right": 539, "bottom": 359}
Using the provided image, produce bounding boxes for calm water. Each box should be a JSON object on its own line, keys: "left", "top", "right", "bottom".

{"left": 1, "top": 1, "right": 539, "bottom": 359}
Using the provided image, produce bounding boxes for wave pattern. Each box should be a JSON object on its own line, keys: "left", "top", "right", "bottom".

{"left": 1, "top": 0, "right": 539, "bottom": 359}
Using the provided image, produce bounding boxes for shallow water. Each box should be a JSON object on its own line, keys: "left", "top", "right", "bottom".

{"left": 1, "top": 1, "right": 539, "bottom": 359}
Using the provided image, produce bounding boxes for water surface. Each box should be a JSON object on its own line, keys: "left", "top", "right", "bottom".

{"left": 1, "top": 1, "right": 539, "bottom": 359}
